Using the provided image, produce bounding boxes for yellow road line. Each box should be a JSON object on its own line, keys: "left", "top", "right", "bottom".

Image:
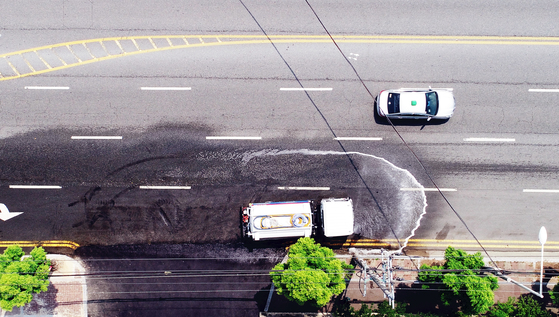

{"left": 147, "top": 37, "right": 157, "bottom": 49}
{"left": 0, "top": 240, "right": 80, "bottom": 250}
{"left": 4, "top": 58, "right": 21, "bottom": 76}
{"left": 114, "top": 40, "right": 125, "bottom": 54}
{"left": 21, "top": 55, "right": 36, "bottom": 72}
{"left": 35, "top": 51, "right": 52, "bottom": 69}
{"left": 375, "top": 238, "right": 559, "bottom": 245}
{"left": 335, "top": 238, "right": 559, "bottom": 250}
{"left": 2, "top": 34, "right": 558, "bottom": 58}
{"left": 130, "top": 38, "right": 141, "bottom": 51}
{"left": 66, "top": 45, "right": 82, "bottom": 63}
{"left": 1, "top": 34, "right": 559, "bottom": 81}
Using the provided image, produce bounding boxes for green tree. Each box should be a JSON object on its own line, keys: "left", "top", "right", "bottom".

{"left": 514, "top": 295, "right": 551, "bottom": 317}
{"left": 0, "top": 246, "right": 51, "bottom": 311}
{"left": 375, "top": 300, "right": 406, "bottom": 317}
{"left": 487, "top": 297, "right": 515, "bottom": 317}
{"left": 417, "top": 246, "right": 498, "bottom": 315}
{"left": 548, "top": 281, "right": 559, "bottom": 306}
{"left": 270, "top": 237, "right": 352, "bottom": 307}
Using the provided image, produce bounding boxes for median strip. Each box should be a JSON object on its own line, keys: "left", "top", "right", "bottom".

{"left": 3, "top": 35, "right": 559, "bottom": 82}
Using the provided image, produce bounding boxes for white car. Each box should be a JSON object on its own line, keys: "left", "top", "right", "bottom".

{"left": 376, "top": 88, "right": 455, "bottom": 120}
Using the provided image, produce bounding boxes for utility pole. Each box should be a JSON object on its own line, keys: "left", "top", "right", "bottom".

{"left": 352, "top": 249, "right": 396, "bottom": 307}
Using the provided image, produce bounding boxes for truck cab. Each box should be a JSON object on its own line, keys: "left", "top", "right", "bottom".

{"left": 320, "top": 198, "right": 354, "bottom": 237}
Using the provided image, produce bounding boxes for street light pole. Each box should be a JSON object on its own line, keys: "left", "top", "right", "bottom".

{"left": 539, "top": 226, "right": 547, "bottom": 297}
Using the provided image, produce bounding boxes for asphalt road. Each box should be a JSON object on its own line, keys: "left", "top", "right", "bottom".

{"left": 0, "top": 131, "right": 425, "bottom": 246}
{"left": 1, "top": 40, "right": 558, "bottom": 246}
{"left": 2, "top": 1, "right": 559, "bottom": 315}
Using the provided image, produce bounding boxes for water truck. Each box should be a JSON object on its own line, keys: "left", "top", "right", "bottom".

{"left": 241, "top": 198, "right": 354, "bottom": 241}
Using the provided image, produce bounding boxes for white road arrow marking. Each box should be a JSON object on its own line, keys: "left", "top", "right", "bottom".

{"left": 0, "top": 203, "right": 23, "bottom": 221}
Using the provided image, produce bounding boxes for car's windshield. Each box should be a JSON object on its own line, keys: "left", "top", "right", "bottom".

{"left": 425, "top": 92, "right": 438, "bottom": 115}
{"left": 387, "top": 93, "right": 400, "bottom": 113}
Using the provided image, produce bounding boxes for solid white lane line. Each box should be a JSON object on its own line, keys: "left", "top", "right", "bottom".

{"left": 24, "top": 86, "right": 69, "bottom": 90}
{"left": 140, "top": 87, "right": 192, "bottom": 91}
{"left": 334, "top": 137, "right": 383, "bottom": 141}
{"left": 463, "top": 138, "right": 515, "bottom": 142}
{"left": 139, "top": 186, "right": 191, "bottom": 190}
{"left": 206, "top": 136, "right": 262, "bottom": 140}
{"left": 278, "top": 186, "right": 331, "bottom": 191}
{"left": 71, "top": 136, "right": 123, "bottom": 140}
{"left": 280, "top": 88, "right": 333, "bottom": 91}
{"left": 10, "top": 185, "right": 62, "bottom": 189}
{"left": 523, "top": 189, "right": 559, "bottom": 193}
{"left": 401, "top": 188, "right": 457, "bottom": 192}
{"left": 528, "top": 89, "right": 559, "bottom": 92}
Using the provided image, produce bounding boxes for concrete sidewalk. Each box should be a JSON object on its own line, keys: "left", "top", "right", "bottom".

{"left": 0, "top": 255, "right": 87, "bottom": 317}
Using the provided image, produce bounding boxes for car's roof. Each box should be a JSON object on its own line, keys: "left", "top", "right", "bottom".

{"left": 398, "top": 91, "right": 426, "bottom": 114}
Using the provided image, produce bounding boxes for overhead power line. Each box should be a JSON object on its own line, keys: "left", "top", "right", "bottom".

{"left": 237, "top": 0, "right": 406, "bottom": 255}
{"left": 303, "top": 0, "right": 499, "bottom": 269}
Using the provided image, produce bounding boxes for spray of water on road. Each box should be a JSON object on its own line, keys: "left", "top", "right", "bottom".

{"left": 242, "top": 149, "right": 427, "bottom": 250}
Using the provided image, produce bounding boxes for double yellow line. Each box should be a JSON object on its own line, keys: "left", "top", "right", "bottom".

{"left": 330, "top": 238, "right": 559, "bottom": 251}
{"left": 1, "top": 34, "right": 559, "bottom": 81}
{"left": 0, "top": 240, "right": 80, "bottom": 250}
{"left": 1, "top": 238, "right": 555, "bottom": 251}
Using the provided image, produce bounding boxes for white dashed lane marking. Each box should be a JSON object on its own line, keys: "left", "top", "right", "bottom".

{"left": 334, "top": 137, "right": 382, "bottom": 141}
{"left": 529, "top": 89, "right": 559, "bottom": 92}
{"left": 24, "top": 86, "right": 69, "bottom": 90}
{"left": 278, "top": 187, "right": 331, "bottom": 191}
{"left": 71, "top": 136, "right": 123, "bottom": 140}
{"left": 280, "top": 88, "right": 333, "bottom": 91}
{"left": 139, "top": 186, "right": 192, "bottom": 190}
{"left": 9, "top": 185, "right": 62, "bottom": 189}
{"left": 400, "top": 188, "right": 457, "bottom": 192}
{"left": 140, "top": 87, "right": 192, "bottom": 91}
{"left": 206, "top": 136, "right": 262, "bottom": 140}
{"left": 463, "top": 137, "right": 515, "bottom": 142}
{"left": 523, "top": 189, "right": 559, "bottom": 193}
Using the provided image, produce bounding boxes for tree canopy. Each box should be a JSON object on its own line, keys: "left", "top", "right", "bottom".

{"left": 417, "top": 246, "right": 498, "bottom": 315}
{"left": 270, "top": 237, "right": 352, "bottom": 307}
{"left": 0, "top": 246, "right": 51, "bottom": 311}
